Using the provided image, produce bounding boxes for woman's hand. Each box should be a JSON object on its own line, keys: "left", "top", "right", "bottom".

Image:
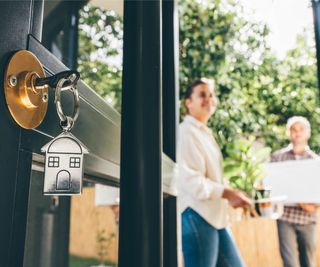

{"left": 222, "top": 187, "right": 252, "bottom": 208}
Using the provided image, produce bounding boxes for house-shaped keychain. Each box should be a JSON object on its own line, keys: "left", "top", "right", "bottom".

{"left": 41, "top": 131, "right": 89, "bottom": 195}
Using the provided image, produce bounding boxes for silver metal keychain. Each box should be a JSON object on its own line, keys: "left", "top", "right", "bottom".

{"left": 41, "top": 72, "right": 88, "bottom": 195}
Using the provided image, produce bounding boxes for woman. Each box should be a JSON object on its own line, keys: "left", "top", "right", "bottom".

{"left": 178, "top": 79, "right": 251, "bottom": 267}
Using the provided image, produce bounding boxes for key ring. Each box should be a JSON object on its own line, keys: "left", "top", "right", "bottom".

{"left": 55, "top": 73, "right": 80, "bottom": 132}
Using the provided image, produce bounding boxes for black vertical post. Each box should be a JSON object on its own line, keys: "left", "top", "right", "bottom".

{"left": 119, "top": 1, "right": 163, "bottom": 267}
{"left": 162, "top": 0, "right": 179, "bottom": 161}
{"left": 64, "top": 2, "right": 79, "bottom": 70}
{"left": 312, "top": 0, "right": 320, "bottom": 92}
{"left": 0, "top": 1, "right": 44, "bottom": 266}
{"left": 163, "top": 194, "right": 178, "bottom": 267}
{"left": 162, "top": 0, "right": 179, "bottom": 267}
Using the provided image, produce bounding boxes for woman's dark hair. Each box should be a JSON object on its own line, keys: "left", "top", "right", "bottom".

{"left": 184, "top": 78, "right": 214, "bottom": 100}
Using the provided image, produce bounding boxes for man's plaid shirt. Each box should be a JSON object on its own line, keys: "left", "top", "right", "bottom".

{"left": 270, "top": 145, "right": 318, "bottom": 225}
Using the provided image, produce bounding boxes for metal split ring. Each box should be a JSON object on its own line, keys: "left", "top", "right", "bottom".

{"left": 60, "top": 116, "right": 75, "bottom": 131}
{"left": 55, "top": 73, "right": 80, "bottom": 132}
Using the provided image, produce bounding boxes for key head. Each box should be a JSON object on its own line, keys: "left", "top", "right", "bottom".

{"left": 35, "top": 70, "right": 80, "bottom": 89}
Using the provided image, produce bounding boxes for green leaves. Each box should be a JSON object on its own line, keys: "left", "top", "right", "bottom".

{"left": 78, "top": 4, "right": 123, "bottom": 112}
{"left": 223, "top": 137, "right": 271, "bottom": 196}
{"left": 180, "top": 0, "right": 320, "bottom": 154}
{"left": 179, "top": 0, "right": 236, "bottom": 93}
{"left": 96, "top": 229, "right": 116, "bottom": 265}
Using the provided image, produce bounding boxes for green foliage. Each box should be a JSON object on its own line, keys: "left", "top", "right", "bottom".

{"left": 223, "top": 137, "right": 271, "bottom": 196}
{"left": 179, "top": 0, "right": 320, "bottom": 154}
{"left": 78, "top": 4, "right": 123, "bottom": 112}
{"left": 179, "top": 0, "right": 320, "bottom": 194}
{"left": 179, "top": 0, "right": 275, "bottom": 154}
{"left": 96, "top": 230, "right": 116, "bottom": 265}
{"left": 264, "top": 31, "right": 320, "bottom": 150}
{"left": 69, "top": 254, "right": 116, "bottom": 267}
{"left": 179, "top": 0, "right": 239, "bottom": 93}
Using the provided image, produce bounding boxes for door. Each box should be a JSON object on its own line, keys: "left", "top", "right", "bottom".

{"left": 0, "top": 1, "right": 122, "bottom": 266}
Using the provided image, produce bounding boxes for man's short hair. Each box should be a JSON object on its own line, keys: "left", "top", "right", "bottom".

{"left": 286, "top": 116, "right": 311, "bottom": 135}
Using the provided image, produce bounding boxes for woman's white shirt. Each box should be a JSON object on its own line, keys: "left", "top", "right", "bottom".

{"left": 177, "top": 115, "right": 228, "bottom": 229}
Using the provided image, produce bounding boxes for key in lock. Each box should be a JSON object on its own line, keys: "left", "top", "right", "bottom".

{"left": 41, "top": 71, "right": 88, "bottom": 195}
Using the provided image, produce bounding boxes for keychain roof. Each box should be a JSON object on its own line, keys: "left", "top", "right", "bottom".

{"left": 41, "top": 131, "right": 89, "bottom": 155}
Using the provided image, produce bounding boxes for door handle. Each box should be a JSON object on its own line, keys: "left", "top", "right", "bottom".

{"left": 4, "top": 50, "right": 80, "bottom": 129}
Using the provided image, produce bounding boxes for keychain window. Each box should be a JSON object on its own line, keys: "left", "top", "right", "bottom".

{"left": 70, "top": 157, "right": 81, "bottom": 168}
{"left": 48, "top": 156, "right": 59, "bottom": 167}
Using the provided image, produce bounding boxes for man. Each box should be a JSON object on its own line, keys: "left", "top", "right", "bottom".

{"left": 271, "top": 116, "right": 318, "bottom": 267}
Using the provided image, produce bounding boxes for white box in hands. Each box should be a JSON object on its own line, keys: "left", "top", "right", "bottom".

{"left": 263, "top": 159, "right": 320, "bottom": 203}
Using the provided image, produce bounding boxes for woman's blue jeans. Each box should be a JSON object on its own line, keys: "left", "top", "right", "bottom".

{"left": 182, "top": 207, "right": 246, "bottom": 267}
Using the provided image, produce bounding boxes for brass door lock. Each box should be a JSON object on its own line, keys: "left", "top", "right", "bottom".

{"left": 4, "top": 50, "right": 80, "bottom": 129}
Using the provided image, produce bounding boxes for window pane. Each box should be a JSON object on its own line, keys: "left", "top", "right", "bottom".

{"left": 78, "top": 2, "right": 123, "bottom": 112}
{"left": 23, "top": 170, "right": 119, "bottom": 267}
{"left": 69, "top": 184, "right": 119, "bottom": 267}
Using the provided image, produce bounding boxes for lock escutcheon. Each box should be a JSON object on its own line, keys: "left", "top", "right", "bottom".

{"left": 18, "top": 71, "right": 46, "bottom": 109}
{"left": 4, "top": 50, "right": 48, "bottom": 129}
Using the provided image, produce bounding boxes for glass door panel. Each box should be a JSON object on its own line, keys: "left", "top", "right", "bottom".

{"left": 69, "top": 184, "right": 119, "bottom": 267}
{"left": 23, "top": 166, "right": 119, "bottom": 267}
